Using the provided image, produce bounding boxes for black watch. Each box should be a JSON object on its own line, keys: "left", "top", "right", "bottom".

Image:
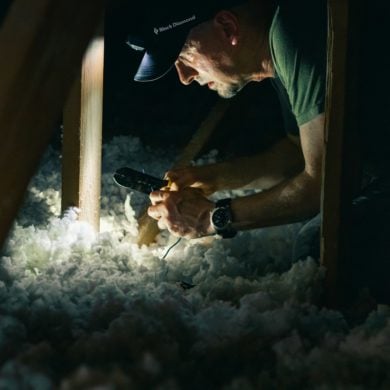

{"left": 210, "top": 198, "right": 237, "bottom": 238}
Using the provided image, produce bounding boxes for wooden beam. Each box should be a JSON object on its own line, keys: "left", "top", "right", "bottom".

{"left": 137, "top": 99, "right": 230, "bottom": 246}
{"left": 321, "top": 0, "right": 362, "bottom": 307}
{"left": 0, "top": 0, "right": 105, "bottom": 250}
{"left": 62, "top": 31, "right": 105, "bottom": 232}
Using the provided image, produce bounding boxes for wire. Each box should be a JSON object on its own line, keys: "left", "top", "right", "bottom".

{"left": 161, "top": 237, "right": 182, "bottom": 260}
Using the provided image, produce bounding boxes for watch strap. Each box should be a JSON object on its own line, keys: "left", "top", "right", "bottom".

{"left": 212, "top": 198, "right": 237, "bottom": 238}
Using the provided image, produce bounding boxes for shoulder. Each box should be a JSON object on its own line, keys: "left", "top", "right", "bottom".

{"left": 270, "top": 0, "right": 327, "bottom": 53}
{"left": 269, "top": 0, "right": 327, "bottom": 126}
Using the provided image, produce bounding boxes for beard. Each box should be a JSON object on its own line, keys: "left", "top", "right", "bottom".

{"left": 214, "top": 79, "right": 247, "bottom": 99}
{"left": 217, "top": 84, "right": 242, "bottom": 98}
{"left": 196, "top": 72, "right": 248, "bottom": 99}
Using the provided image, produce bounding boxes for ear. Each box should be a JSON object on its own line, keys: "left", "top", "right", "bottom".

{"left": 213, "top": 10, "right": 239, "bottom": 46}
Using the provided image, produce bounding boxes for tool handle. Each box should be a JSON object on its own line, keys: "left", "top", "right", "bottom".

{"left": 113, "top": 167, "right": 169, "bottom": 194}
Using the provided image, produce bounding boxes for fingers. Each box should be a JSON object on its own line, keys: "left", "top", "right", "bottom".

{"left": 164, "top": 171, "right": 180, "bottom": 191}
{"left": 148, "top": 196, "right": 180, "bottom": 233}
{"left": 150, "top": 190, "right": 179, "bottom": 205}
{"left": 165, "top": 168, "right": 195, "bottom": 191}
{"left": 148, "top": 190, "right": 180, "bottom": 220}
{"left": 157, "top": 218, "right": 166, "bottom": 231}
{"left": 147, "top": 187, "right": 213, "bottom": 239}
{"left": 147, "top": 203, "right": 164, "bottom": 220}
{"left": 147, "top": 205, "right": 171, "bottom": 232}
{"left": 150, "top": 190, "right": 167, "bottom": 205}
{"left": 165, "top": 166, "right": 215, "bottom": 195}
{"left": 164, "top": 169, "right": 179, "bottom": 182}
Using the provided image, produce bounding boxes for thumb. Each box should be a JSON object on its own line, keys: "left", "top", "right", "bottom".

{"left": 165, "top": 169, "right": 194, "bottom": 190}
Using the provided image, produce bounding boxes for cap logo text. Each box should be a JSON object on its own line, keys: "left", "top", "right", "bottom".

{"left": 153, "top": 15, "right": 196, "bottom": 35}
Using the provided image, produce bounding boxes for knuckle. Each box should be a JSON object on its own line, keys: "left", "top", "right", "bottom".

{"left": 149, "top": 191, "right": 160, "bottom": 203}
{"left": 147, "top": 207, "right": 159, "bottom": 220}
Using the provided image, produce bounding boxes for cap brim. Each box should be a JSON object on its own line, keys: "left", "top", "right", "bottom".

{"left": 133, "top": 30, "right": 188, "bottom": 82}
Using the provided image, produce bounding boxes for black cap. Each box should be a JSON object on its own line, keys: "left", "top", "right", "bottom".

{"left": 127, "top": 1, "right": 246, "bottom": 82}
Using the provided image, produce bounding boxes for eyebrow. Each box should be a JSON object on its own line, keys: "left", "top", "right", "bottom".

{"left": 178, "top": 43, "right": 198, "bottom": 62}
{"left": 178, "top": 51, "right": 194, "bottom": 64}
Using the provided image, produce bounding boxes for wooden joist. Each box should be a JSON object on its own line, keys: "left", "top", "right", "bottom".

{"left": 62, "top": 31, "right": 105, "bottom": 232}
{"left": 321, "top": 0, "right": 362, "bottom": 307}
{"left": 0, "top": 0, "right": 105, "bottom": 250}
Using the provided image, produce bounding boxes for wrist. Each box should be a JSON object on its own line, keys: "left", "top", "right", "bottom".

{"left": 209, "top": 198, "right": 237, "bottom": 238}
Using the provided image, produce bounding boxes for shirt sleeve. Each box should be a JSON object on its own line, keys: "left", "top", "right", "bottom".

{"left": 270, "top": 0, "right": 327, "bottom": 127}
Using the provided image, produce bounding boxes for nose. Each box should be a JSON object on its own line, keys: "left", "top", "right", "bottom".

{"left": 174, "top": 60, "right": 197, "bottom": 85}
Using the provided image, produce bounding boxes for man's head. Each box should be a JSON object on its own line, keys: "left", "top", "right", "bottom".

{"left": 174, "top": 9, "right": 250, "bottom": 98}
{"left": 127, "top": 0, "right": 274, "bottom": 97}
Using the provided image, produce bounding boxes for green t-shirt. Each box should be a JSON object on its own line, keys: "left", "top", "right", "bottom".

{"left": 269, "top": 0, "right": 327, "bottom": 128}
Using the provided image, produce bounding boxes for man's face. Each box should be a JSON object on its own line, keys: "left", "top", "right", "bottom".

{"left": 174, "top": 24, "right": 248, "bottom": 98}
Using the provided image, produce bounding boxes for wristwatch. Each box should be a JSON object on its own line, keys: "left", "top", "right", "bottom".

{"left": 210, "top": 198, "right": 237, "bottom": 238}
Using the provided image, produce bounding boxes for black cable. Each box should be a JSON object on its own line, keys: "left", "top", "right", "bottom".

{"left": 161, "top": 237, "right": 182, "bottom": 260}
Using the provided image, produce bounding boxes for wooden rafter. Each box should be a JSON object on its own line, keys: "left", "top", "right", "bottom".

{"left": 0, "top": 0, "right": 105, "bottom": 250}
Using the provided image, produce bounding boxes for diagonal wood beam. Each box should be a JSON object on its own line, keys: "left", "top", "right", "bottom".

{"left": 0, "top": 0, "right": 105, "bottom": 250}
{"left": 137, "top": 99, "right": 230, "bottom": 246}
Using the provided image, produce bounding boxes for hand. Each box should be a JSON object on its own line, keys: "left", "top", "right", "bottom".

{"left": 165, "top": 165, "right": 220, "bottom": 196}
{"left": 148, "top": 187, "right": 215, "bottom": 239}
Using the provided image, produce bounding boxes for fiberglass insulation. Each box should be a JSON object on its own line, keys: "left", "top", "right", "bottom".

{"left": 1, "top": 135, "right": 390, "bottom": 389}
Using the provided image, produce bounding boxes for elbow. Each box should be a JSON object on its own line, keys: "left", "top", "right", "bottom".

{"left": 310, "top": 184, "right": 322, "bottom": 217}
{"left": 302, "top": 169, "right": 323, "bottom": 216}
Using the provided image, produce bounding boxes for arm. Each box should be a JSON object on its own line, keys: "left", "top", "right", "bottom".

{"left": 231, "top": 113, "right": 324, "bottom": 230}
{"left": 148, "top": 114, "right": 324, "bottom": 238}
{"left": 166, "top": 134, "right": 304, "bottom": 194}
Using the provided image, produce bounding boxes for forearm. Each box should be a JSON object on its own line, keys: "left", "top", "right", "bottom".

{"left": 151, "top": 115, "right": 324, "bottom": 239}
{"left": 230, "top": 114, "right": 325, "bottom": 230}
{"left": 148, "top": 170, "right": 321, "bottom": 239}
{"left": 230, "top": 170, "right": 321, "bottom": 230}
{"left": 207, "top": 136, "right": 304, "bottom": 191}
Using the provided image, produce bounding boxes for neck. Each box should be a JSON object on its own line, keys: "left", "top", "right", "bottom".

{"left": 237, "top": 0, "right": 277, "bottom": 81}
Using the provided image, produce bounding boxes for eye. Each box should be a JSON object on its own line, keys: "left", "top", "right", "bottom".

{"left": 177, "top": 56, "right": 191, "bottom": 68}
{"left": 181, "top": 52, "right": 193, "bottom": 63}
{"left": 179, "top": 45, "right": 197, "bottom": 64}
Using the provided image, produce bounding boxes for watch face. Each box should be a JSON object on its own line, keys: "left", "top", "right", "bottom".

{"left": 211, "top": 207, "right": 230, "bottom": 229}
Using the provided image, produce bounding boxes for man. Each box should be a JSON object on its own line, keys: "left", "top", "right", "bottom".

{"left": 127, "top": 0, "right": 327, "bottom": 258}
{"left": 125, "top": 0, "right": 390, "bottom": 303}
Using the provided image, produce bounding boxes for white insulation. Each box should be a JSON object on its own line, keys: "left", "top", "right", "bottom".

{"left": 1, "top": 135, "right": 390, "bottom": 389}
